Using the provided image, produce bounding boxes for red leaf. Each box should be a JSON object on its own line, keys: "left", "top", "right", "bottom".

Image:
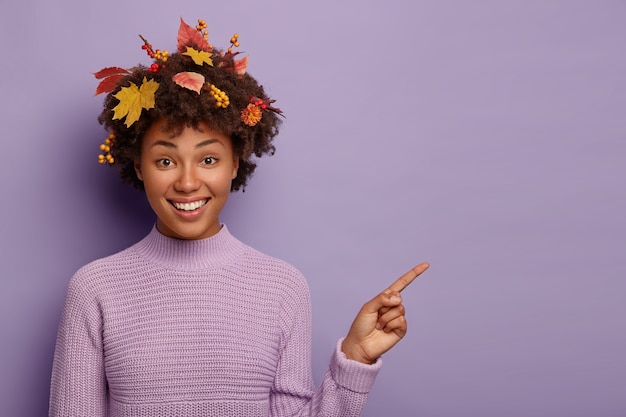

{"left": 172, "top": 72, "right": 205, "bottom": 94}
{"left": 177, "top": 17, "right": 210, "bottom": 53}
{"left": 95, "top": 74, "right": 126, "bottom": 95}
{"left": 233, "top": 56, "right": 248, "bottom": 76}
{"left": 94, "top": 66, "right": 130, "bottom": 79}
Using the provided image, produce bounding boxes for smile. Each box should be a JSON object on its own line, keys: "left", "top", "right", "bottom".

{"left": 170, "top": 199, "right": 208, "bottom": 212}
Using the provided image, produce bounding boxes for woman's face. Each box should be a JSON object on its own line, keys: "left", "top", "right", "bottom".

{"left": 135, "top": 120, "right": 238, "bottom": 240}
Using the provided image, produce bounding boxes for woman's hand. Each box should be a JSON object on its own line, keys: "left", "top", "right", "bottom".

{"left": 341, "top": 262, "right": 430, "bottom": 364}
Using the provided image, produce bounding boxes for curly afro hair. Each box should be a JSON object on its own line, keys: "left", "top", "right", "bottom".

{"left": 98, "top": 34, "right": 282, "bottom": 191}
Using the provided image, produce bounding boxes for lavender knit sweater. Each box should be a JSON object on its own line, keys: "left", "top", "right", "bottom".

{"left": 50, "top": 225, "right": 381, "bottom": 416}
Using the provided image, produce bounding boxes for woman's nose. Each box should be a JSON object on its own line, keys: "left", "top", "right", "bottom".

{"left": 174, "top": 166, "right": 201, "bottom": 193}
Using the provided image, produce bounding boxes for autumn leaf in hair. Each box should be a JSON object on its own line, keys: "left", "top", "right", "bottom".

{"left": 233, "top": 56, "right": 248, "bottom": 76}
{"left": 94, "top": 67, "right": 131, "bottom": 95}
{"left": 177, "top": 17, "right": 211, "bottom": 52}
{"left": 173, "top": 72, "right": 205, "bottom": 94}
{"left": 112, "top": 77, "right": 159, "bottom": 127}
{"left": 182, "top": 47, "right": 213, "bottom": 66}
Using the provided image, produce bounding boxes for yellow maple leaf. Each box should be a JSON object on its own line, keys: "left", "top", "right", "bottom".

{"left": 112, "top": 77, "right": 159, "bottom": 127}
{"left": 183, "top": 46, "right": 213, "bottom": 66}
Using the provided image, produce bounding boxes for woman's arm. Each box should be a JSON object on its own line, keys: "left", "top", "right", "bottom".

{"left": 49, "top": 272, "right": 108, "bottom": 417}
{"left": 269, "top": 262, "right": 428, "bottom": 416}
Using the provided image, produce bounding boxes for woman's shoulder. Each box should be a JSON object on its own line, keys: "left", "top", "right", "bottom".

{"left": 239, "top": 240, "right": 302, "bottom": 271}
{"left": 234, "top": 241, "right": 310, "bottom": 292}
{"left": 66, "top": 240, "right": 145, "bottom": 294}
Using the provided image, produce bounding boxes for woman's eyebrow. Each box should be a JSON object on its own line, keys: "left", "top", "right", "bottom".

{"left": 150, "top": 138, "right": 222, "bottom": 149}
{"left": 195, "top": 138, "right": 222, "bottom": 149}
{"left": 151, "top": 140, "right": 176, "bottom": 148}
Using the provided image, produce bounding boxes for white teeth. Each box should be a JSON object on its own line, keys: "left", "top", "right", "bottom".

{"left": 172, "top": 200, "right": 207, "bottom": 211}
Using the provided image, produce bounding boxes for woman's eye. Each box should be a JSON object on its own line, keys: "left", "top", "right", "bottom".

{"left": 157, "top": 158, "right": 173, "bottom": 167}
{"left": 202, "top": 157, "right": 217, "bottom": 165}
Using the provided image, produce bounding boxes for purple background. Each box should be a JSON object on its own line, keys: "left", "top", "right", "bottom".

{"left": 1, "top": 1, "right": 625, "bottom": 416}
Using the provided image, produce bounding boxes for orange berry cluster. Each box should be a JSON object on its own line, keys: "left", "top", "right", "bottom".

{"left": 97, "top": 133, "right": 116, "bottom": 164}
{"left": 208, "top": 84, "right": 230, "bottom": 108}
{"left": 154, "top": 49, "right": 169, "bottom": 62}
{"left": 227, "top": 33, "right": 240, "bottom": 53}
{"left": 196, "top": 19, "right": 210, "bottom": 44}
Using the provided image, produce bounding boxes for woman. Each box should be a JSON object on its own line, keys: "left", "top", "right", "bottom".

{"left": 49, "top": 17, "right": 428, "bottom": 417}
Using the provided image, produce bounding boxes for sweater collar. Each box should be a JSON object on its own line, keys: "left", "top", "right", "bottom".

{"left": 133, "top": 224, "right": 245, "bottom": 271}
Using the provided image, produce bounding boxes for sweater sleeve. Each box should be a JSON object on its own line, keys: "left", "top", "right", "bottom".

{"left": 269, "top": 274, "right": 381, "bottom": 417}
{"left": 49, "top": 270, "right": 108, "bottom": 417}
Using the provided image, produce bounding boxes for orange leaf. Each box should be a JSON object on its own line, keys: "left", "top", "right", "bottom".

{"left": 172, "top": 72, "right": 205, "bottom": 94}
{"left": 177, "top": 17, "right": 210, "bottom": 53}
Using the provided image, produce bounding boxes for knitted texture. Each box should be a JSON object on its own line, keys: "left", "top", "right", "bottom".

{"left": 50, "top": 225, "right": 381, "bottom": 417}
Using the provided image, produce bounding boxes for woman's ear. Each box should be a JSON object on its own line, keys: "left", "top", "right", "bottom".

{"left": 232, "top": 158, "right": 239, "bottom": 180}
{"left": 134, "top": 160, "right": 144, "bottom": 181}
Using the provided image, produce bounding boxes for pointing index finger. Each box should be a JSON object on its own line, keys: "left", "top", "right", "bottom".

{"left": 387, "top": 262, "right": 430, "bottom": 293}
